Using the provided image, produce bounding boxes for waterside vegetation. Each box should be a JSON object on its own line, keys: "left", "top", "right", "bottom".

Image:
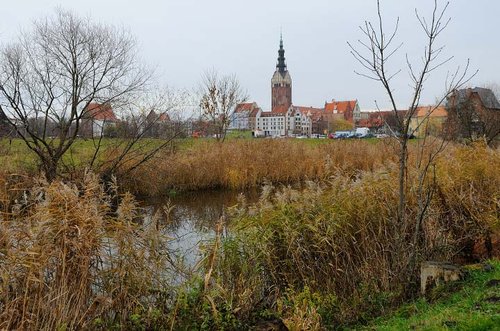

{"left": 0, "top": 138, "right": 498, "bottom": 329}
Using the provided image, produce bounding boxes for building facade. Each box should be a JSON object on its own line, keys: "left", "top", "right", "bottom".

{"left": 81, "top": 103, "right": 118, "bottom": 138}
{"left": 229, "top": 102, "right": 262, "bottom": 130}
{"left": 236, "top": 36, "right": 360, "bottom": 137}
{"left": 444, "top": 87, "right": 500, "bottom": 143}
{"left": 409, "top": 105, "right": 447, "bottom": 137}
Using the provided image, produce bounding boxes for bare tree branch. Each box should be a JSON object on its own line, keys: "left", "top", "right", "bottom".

{"left": 0, "top": 9, "right": 151, "bottom": 180}
{"left": 198, "top": 69, "right": 248, "bottom": 142}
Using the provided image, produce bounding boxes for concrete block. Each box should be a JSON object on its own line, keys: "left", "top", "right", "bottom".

{"left": 421, "top": 261, "right": 462, "bottom": 295}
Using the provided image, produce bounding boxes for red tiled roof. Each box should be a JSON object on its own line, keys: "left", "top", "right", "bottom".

{"left": 158, "top": 113, "right": 170, "bottom": 122}
{"left": 324, "top": 100, "right": 357, "bottom": 114}
{"left": 271, "top": 105, "right": 289, "bottom": 114}
{"left": 147, "top": 109, "right": 171, "bottom": 122}
{"left": 294, "top": 106, "right": 324, "bottom": 114}
{"left": 358, "top": 116, "right": 383, "bottom": 128}
{"left": 293, "top": 106, "right": 324, "bottom": 121}
{"left": 234, "top": 102, "right": 255, "bottom": 113}
{"left": 85, "top": 103, "right": 117, "bottom": 121}
{"left": 358, "top": 110, "right": 407, "bottom": 128}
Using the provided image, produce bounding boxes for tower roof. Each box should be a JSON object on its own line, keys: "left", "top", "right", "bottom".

{"left": 276, "top": 33, "right": 287, "bottom": 73}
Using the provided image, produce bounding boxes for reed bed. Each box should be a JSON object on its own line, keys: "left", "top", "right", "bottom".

{"left": 0, "top": 139, "right": 498, "bottom": 329}
{"left": 174, "top": 143, "right": 500, "bottom": 329}
{"left": 126, "top": 139, "right": 397, "bottom": 196}
{"left": 0, "top": 172, "right": 175, "bottom": 330}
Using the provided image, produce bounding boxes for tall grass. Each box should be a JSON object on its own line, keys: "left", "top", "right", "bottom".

{"left": 126, "top": 139, "right": 396, "bottom": 196}
{"left": 0, "top": 172, "right": 175, "bottom": 330}
{"left": 1, "top": 138, "right": 498, "bottom": 329}
{"left": 185, "top": 143, "right": 500, "bottom": 329}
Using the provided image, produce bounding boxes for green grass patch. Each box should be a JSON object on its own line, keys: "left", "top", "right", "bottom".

{"left": 0, "top": 137, "right": 173, "bottom": 173}
{"left": 361, "top": 260, "right": 500, "bottom": 331}
{"left": 225, "top": 129, "right": 254, "bottom": 139}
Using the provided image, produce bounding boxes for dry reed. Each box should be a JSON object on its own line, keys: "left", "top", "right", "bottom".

{"left": 199, "top": 143, "right": 500, "bottom": 328}
{"left": 0, "top": 172, "right": 174, "bottom": 330}
{"left": 1, "top": 139, "right": 498, "bottom": 329}
{"left": 126, "top": 139, "right": 395, "bottom": 196}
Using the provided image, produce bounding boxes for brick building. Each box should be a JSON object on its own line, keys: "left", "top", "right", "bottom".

{"left": 445, "top": 87, "right": 500, "bottom": 144}
{"left": 233, "top": 36, "right": 359, "bottom": 137}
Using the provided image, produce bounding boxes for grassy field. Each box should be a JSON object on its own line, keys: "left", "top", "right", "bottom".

{"left": 362, "top": 260, "right": 500, "bottom": 331}
{"left": 0, "top": 138, "right": 110, "bottom": 173}
{"left": 0, "top": 137, "right": 175, "bottom": 174}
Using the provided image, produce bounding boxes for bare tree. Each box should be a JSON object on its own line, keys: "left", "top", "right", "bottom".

{"left": 348, "top": 0, "right": 477, "bottom": 281}
{"left": 0, "top": 9, "right": 150, "bottom": 180}
{"left": 348, "top": 0, "right": 474, "bottom": 224}
{"left": 199, "top": 70, "right": 248, "bottom": 142}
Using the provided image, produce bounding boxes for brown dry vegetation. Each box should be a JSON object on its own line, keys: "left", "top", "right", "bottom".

{"left": 0, "top": 139, "right": 498, "bottom": 329}
{"left": 174, "top": 142, "right": 500, "bottom": 329}
{"left": 125, "top": 139, "right": 397, "bottom": 196}
{"left": 0, "top": 172, "right": 175, "bottom": 330}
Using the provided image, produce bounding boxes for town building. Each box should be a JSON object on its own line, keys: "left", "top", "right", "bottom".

{"left": 231, "top": 38, "right": 498, "bottom": 141}
{"left": 357, "top": 105, "right": 447, "bottom": 137}
{"left": 229, "top": 102, "right": 262, "bottom": 130}
{"left": 409, "top": 105, "right": 447, "bottom": 137}
{"left": 143, "top": 110, "right": 171, "bottom": 138}
{"left": 324, "top": 100, "right": 361, "bottom": 124}
{"left": 247, "top": 36, "right": 360, "bottom": 137}
{"left": 444, "top": 87, "right": 500, "bottom": 144}
{"left": 80, "top": 103, "right": 118, "bottom": 138}
{"left": 357, "top": 110, "right": 407, "bottom": 134}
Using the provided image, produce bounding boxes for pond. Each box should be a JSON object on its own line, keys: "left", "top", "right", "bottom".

{"left": 140, "top": 188, "right": 261, "bottom": 275}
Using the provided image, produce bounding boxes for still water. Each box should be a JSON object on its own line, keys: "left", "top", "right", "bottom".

{"left": 140, "top": 189, "right": 260, "bottom": 273}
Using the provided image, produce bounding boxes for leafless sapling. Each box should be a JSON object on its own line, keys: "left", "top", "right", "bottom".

{"left": 348, "top": 0, "right": 476, "bottom": 276}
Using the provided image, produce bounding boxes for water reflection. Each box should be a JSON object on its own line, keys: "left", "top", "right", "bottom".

{"left": 140, "top": 189, "right": 260, "bottom": 272}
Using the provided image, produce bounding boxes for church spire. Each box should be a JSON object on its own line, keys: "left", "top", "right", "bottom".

{"left": 276, "top": 33, "right": 287, "bottom": 73}
{"left": 271, "top": 32, "right": 292, "bottom": 111}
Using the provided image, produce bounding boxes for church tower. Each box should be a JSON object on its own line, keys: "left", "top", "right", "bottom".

{"left": 271, "top": 34, "right": 292, "bottom": 111}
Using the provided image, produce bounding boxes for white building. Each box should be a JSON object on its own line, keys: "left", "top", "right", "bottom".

{"left": 256, "top": 108, "right": 289, "bottom": 136}
{"left": 255, "top": 105, "right": 321, "bottom": 137}
{"left": 229, "top": 102, "right": 261, "bottom": 130}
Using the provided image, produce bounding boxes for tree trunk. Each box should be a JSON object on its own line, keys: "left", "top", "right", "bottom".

{"left": 42, "top": 157, "right": 59, "bottom": 182}
{"left": 398, "top": 140, "right": 407, "bottom": 223}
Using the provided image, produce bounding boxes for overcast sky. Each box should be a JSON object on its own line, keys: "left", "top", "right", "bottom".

{"left": 1, "top": 0, "right": 498, "bottom": 110}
